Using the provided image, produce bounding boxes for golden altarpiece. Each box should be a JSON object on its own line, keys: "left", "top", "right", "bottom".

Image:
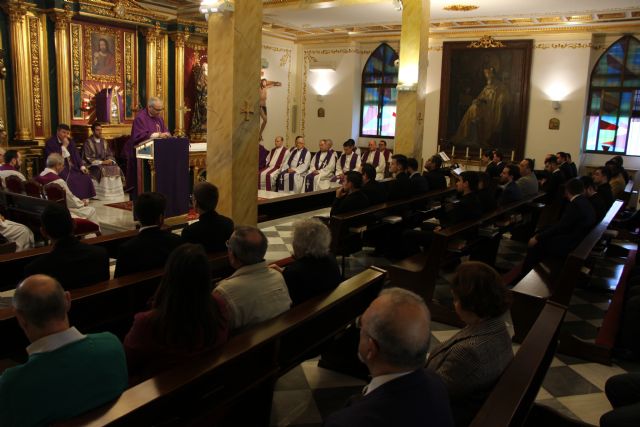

{"left": 0, "top": 0, "right": 208, "bottom": 182}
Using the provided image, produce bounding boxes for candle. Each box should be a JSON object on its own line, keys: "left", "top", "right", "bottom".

{"left": 451, "top": 145, "right": 455, "bottom": 158}
{"left": 465, "top": 147, "right": 469, "bottom": 158}
{"left": 511, "top": 150, "right": 515, "bottom": 161}
{"left": 437, "top": 145, "right": 440, "bottom": 153}
{"left": 479, "top": 148, "right": 482, "bottom": 160}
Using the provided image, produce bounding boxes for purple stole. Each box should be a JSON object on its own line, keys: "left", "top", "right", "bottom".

{"left": 363, "top": 150, "right": 381, "bottom": 167}
{"left": 0, "top": 164, "right": 17, "bottom": 172}
{"left": 35, "top": 172, "right": 60, "bottom": 186}
{"left": 261, "top": 147, "right": 287, "bottom": 191}
{"left": 277, "top": 148, "right": 308, "bottom": 191}
{"left": 331, "top": 153, "right": 358, "bottom": 182}
{"left": 305, "top": 149, "right": 334, "bottom": 192}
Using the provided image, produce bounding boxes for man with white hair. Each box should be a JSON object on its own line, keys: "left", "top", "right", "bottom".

{"left": 276, "top": 135, "right": 310, "bottom": 193}
{"left": 303, "top": 138, "right": 337, "bottom": 192}
{"left": 36, "top": 153, "right": 99, "bottom": 223}
{"left": 325, "top": 288, "right": 454, "bottom": 427}
{"left": 123, "top": 97, "right": 171, "bottom": 195}
{"left": 259, "top": 136, "right": 289, "bottom": 191}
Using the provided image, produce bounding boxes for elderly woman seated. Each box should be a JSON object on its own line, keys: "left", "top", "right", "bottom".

{"left": 277, "top": 218, "right": 342, "bottom": 306}
{"left": 425, "top": 261, "right": 513, "bottom": 427}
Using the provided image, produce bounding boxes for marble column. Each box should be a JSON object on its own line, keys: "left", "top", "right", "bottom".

{"left": 395, "top": 0, "right": 430, "bottom": 160}
{"left": 52, "top": 10, "right": 73, "bottom": 126}
{"left": 207, "top": 0, "right": 262, "bottom": 226}
{"left": 172, "top": 32, "right": 189, "bottom": 137}
{"left": 8, "top": 1, "right": 33, "bottom": 140}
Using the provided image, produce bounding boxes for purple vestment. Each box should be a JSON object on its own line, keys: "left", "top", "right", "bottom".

{"left": 124, "top": 109, "right": 168, "bottom": 194}
{"left": 44, "top": 136, "right": 96, "bottom": 199}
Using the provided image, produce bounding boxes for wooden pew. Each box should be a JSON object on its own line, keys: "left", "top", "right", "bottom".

{"left": 469, "top": 301, "right": 567, "bottom": 427}
{"left": 56, "top": 266, "right": 386, "bottom": 427}
{"left": 510, "top": 199, "right": 625, "bottom": 342}
{"left": 0, "top": 251, "right": 231, "bottom": 363}
{"left": 385, "top": 192, "right": 545, "bottom": 322}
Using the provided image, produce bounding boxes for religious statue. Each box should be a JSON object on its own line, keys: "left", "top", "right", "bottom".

{"left": 259, "top": 78, "right": 282, "bottom": 141}
{"left": 190, "top": 62, "right": 208, "bottom": 135}
{"left": 452, "top": 67, "right": 509, "bottom": 149}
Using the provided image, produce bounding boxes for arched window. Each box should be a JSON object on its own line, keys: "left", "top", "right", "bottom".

{"left": 360, "top": 43, "right": 399, "bottom": 138}
{"left": 584, "top": 36, "right": 640, "bottom": 155}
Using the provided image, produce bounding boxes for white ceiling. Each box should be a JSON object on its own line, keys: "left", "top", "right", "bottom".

{"left": 263, "top": 0, "right": 640, "bottom": 29}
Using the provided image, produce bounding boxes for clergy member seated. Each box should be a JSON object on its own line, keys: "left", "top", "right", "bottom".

{"left": 115, "top": 192, "right": 183, "bottom": 278}
{"left": 361, "top": 163, "right": 388, "bottom": 206}
{"left": 45, "top": 123, "right": 96, "bottom": 199}
{"left": 379, "top": 140, "right": 392, "bottom": 177}
{"left": 497, "top": 163, "right": 523, "bottom": 206}
{"left": 331, "top": 139, "right": 361, "bottom": 186}
{"left": 324, "top": 288, "right": 454, "bottom": 427}
{"left": 181, "top": 182, "right": 234, "bottom": 252}
{"left": 331, "top": 171, "right": 370, "bottom": 216}
{"left": 276, "top": 135, "right": 310, "bottom": 193}
{"left": 37, "top": 153, "right": 99, "bottom": 223}
{"left": 0, "top": 149, "right": 26, "bottom": 185}
{"left": 274, "top": 219, "right": 341, "bottom": 306}
{"left": 426, "top": 262, "right": 513, "bottom": 427}
{"left": 124, "top": 244, "right": 228, "bottom": 383}
{"left": 580, "top": 175, "right": 608, "bottom": 222}
{"left": 0, "top": 275, "right": 127, "bottom": 427}
{"left": 361, "top": 140, "right": 386, "bottom": 181}
{"left": 259, "top": 136, "right": 289, "bottom": 191}
{"left": 213, "top": 226, "right": 291, "bottom": 331}
{"left": 0, "top": 213, "right": 34, "bottom": 252}
{"left": 304, "top": 138, "right": 337, "bottom": 192}
{"left": 24, "top": 204, "right": 109, "bottom": 288}
{"left": 82, "top": 122, "right": 125, "bottom": 200}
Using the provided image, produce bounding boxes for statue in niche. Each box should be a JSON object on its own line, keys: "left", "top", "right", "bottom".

{"left": 190, "top": 62, "right": 208, "bottom": 135}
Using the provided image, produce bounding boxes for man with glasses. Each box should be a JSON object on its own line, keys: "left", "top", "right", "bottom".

{"left": 123, "top": 97, "right": 171, "bottom": 195}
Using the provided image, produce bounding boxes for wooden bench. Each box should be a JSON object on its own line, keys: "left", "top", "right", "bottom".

{"left": 56, "top": 266, "right": 387, "bottom": 427}
{"left": 385, "top": 192, "right": 546, "bottom": 324}
{"left": 0, "top": 251, "right": 231, "bottom": 363}
{"left": 469, "top": 301, "right": 567, "bottom": 427}
{"left": 510, "top": 199, "right": 625, "bottom": 342}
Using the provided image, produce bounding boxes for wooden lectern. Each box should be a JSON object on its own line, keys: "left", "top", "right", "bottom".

{"left": 135, "top": 137, "right": 190, "bottom": 217}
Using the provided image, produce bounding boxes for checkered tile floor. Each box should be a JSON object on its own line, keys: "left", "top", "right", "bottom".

{"left": 260, "top": 214, "right": 640, "bottom": 426}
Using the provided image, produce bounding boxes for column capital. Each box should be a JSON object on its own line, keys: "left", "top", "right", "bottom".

{"left": 49, "top": 10, "right": 74, "bottom": 30}
{"left": 7, "top": 1, "right": 28, "bottom": 23}
{"left": 171, "top": 32, "right": 190, "bottom": 48}
{"left": 143, "top": 24, "right": 163, "bottom": 43}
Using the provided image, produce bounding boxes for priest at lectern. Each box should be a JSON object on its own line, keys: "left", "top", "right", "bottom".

{"left": 124, "top": 97, "right": 171, "bottom": 194}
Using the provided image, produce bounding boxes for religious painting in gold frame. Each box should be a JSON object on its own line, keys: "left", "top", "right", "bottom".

{"left": 83, "top": 26, "right": 122, "bottom": 83}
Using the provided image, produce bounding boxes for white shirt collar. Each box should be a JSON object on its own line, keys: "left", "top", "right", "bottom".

{"left": 40, "top": 167, "right": 58, "bottom": 176}
{"left": 570, "top": 194, "right": 580, "bottom": 202}
{"left": 138, "top": 225, "right": 160, "bottom": 233}
{"left": 364, "top": 371, "right": 413, "bottom": 395}
{"left": 26, "top": 326, "right": 86, "bottom": 355}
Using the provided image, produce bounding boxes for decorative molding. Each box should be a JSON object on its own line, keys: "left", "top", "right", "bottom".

{"left": 263, "top": 43, "right": 292, "bottom": 133}
{"left": 7, "top": 1, "right": 29, "bottom": 23}
{"left": 467, "top": 35, "right": 506, "bottom": 48}
{"left": 534, "top": 42, "right": 605, "bottom": 50}
{"left": 77, "top": 0, "right": 167, "bottom": 26}
{"left": 171, "top": 32, "right": 189, "bottom": 48}
{"left": 428, "top": 46, "right": 444, "bottom": 51}
{"left": 186, "top": 42, "right": 207, "bottom": 51}
{"left": 28, "top": 16, "right": 42, "bottom": 131}
{"left": 124, "top": 32, "right": 135, "bottom": 118}
{"left": 155, "top": 35, "right": 163, "bottom": 99}
{"left": 443, "top": 5, "right": 480, "bottom": 12}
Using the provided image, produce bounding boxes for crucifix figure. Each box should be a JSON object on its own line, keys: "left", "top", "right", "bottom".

{"left": 241, "top": 101, "right": 254, "bottom": 122}
{"left": 259, "top": 78, "right": 281, "bottom": 141}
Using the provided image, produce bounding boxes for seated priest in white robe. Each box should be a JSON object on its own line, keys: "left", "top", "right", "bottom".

{"left": 276, "top": 136, "right": 310, "bottom": 193}
{"left": 36, "top": 154, "right": 99, "bottom": 224}
{"left": 361, "top": 140, "right": 386, "bottom": 181}
{"left": 304, "top": 139, "right": 337, "bottom": 192}
{"left": 259, "top": 136, "right": 289, "bottom": 191}
{"left": 331, "top": 139, "right": 362, "bottom": 187}
{"left": 82, "top": 123, "right": 125, "bottom": 200}
{"left": 0, "top": 215, "right": 34, "bottom": 251}
{"left": 0, "top": 150, "right": 27, "bottom": 185}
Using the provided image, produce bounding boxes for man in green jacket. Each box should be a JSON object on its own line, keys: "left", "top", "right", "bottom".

{"left": 0, "top": 275, "right": 128, "bottom": 427}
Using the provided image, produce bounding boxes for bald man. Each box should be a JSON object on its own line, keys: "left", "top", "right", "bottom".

{"left": 0, "top": 275, "right": 127, "bottom": 426}
{"left": 325, "top": 288, "right": 454, "bottom": 427}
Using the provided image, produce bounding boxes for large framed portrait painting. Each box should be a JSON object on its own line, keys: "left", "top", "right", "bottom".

{"left": 438, "top": 37, "right": 533, "bottom": 159}
{"left": 84, "top": 28, "right": 121, "bottom": 82}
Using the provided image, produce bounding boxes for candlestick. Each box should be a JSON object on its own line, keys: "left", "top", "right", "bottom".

{"left": 451, "top": 145, "right": 455, "bottom": 158}
{"left": 479, "top": 148, "right": 482, "bottom": 160}
{"left": 511, "top": 150, "right": 515, "bottom": 161}
{"left": 465, "top": 147, "right": 469, "bottom": 158}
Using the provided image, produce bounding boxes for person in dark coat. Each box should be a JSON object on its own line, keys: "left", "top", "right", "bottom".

{"left": 477, "top": 172, "right": 497, "bottom": 214}
{"left": 557, "top": 152, "right": 575, "bottom": 179}
{"left": 407, "top": 157, "right": 429, "bottom": 195}
{"left": 276, "top": 219, "right": 341, "bottom": 306}
{"left": 487, "top": 151, "right": 505, "bottom": 179}
{"left": 115, "top": 192, "right": 183, "bottom": 277}
{"left": 361, "top": 163, "right": 388, "bottom": 206}
{"left": 387, "top": 154, "right": 411, "bottom": 201}
{"left": 580, "top": 175, "right": 608, "bottom": 222}
{"left": 24, "top": 205, "right": 109, "bottom": 289}
{"left": 330, "top": 171, "right": 370, "bottom": 216}
{"left": 541, "top": 154, "right": 566, "bottom": 205}
{"left": 423, "top": 155, "right": 448, "bottom": 191}
{"left": 324, "top": 288, "right": 454, "bottom": 427}
{"left": 181, "top": 182, "right": 234, "bottom": 253}
{"left": 592, "top": 166, "right": 615, "bottom": 208}
{"left": 497, "top": 163, "right": 523, "bottom": 206}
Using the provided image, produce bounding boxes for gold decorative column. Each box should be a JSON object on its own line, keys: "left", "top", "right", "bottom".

{"left": 172, "top": 32, "right": 189, "bottom": 137}
{"left": 143, "top": 25, "right": 168, "bottom": 123}
{"left": 51, "top": 10, "right": 73, "bottom": 126}
{"left": 207, "top": 0, "right": 262, "bottom": 226}
{"left": 8, "top": 1, "right": 33, "bottom": 140}
{"left": 395, "top": 0, "right": 430, "bottom": 160}
{"left": 143, "top": 26, "right": 159, "bottom": 102}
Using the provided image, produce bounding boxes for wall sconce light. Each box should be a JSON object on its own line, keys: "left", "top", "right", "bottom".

{"left": 309, "top": 62, "right": 336, "bottom": 72}
{"left": 552, "top": 100, "right": 561, "bottom": 111}
{"left": 392, "top": 0, "right": 404, "bottom": 12}
{"left": 200, "top": 0, "right": 234, "bottom": 19}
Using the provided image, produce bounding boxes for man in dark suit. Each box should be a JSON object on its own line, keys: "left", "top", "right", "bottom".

{"left": 115, "top": 192, "right": 183, "bottom": 277}
{"left": 580, "top": 175, "right": 608, "bottom": 222}
{"left": 407, "top": 157, "right": 429, "bottom": 195}
{"left": 24, "top": 205, "right": 109, "bottom": 288}
{"left": 486, "top": 151, "right": 505, "bottom": 179}
{"left": 557, "top": 152, "right": 576, "bottom": 179}
{"left": 423, "top": 155, "right": 448, "bottom": 190}
{"left": 388, "top": 154, "right": 411, "bottom": 201}
{"left": 330, "top": 171, "right": 370, "bottom": 216}
{"left": 541, "top": 154, "right": 566, "bottom": 205}
{"left": 524, "top": 178, "right": 596, "bottom": 272}
{"left": 324, "top": 287, "right": 454, "bottom": 427}
{"left": 592, "top": 166, "right": 614, "bottom": 208}
{"left": 361, "top": 163, "right": 388, "bottom": 206}
{"left": 181, "top": 182, "right": 234, "bottom": 252}
{"left": 497, "top": 163, "right": 523, "bottom": 206}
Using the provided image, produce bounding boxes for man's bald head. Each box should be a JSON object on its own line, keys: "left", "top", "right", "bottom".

{"left": 361, "top": 288, "right": 431, "bottom": 370}
{"left": 13, "top": 275, "right": 70, "bottom": 330}
{"left": 227, "top": 226, "right": 268, "bottom": 266}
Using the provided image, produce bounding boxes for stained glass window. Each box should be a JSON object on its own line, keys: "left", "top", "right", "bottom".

{"left": 360, "top": 43, "right": 399, "bottom": 138}
{"left": 585, "top": 36, "right": 640, "bottom": 155}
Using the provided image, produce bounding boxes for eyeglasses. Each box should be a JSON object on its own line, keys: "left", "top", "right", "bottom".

{"left": 150, "top": 106, "right": 164, "bottom": 112}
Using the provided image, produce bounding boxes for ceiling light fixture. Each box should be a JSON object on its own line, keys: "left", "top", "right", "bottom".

{"left": 443, "top": 4, "right": 479, "bottom": 12}
{"left": 200, "top": 0, "right": 234, "bottom": 18}
{"left": 392, "top": 0, "right": 403, "bottom": 12}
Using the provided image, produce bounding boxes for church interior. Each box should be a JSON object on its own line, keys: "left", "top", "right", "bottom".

{"left": 1, "top": 0, "right": 640, "bottom": 426}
